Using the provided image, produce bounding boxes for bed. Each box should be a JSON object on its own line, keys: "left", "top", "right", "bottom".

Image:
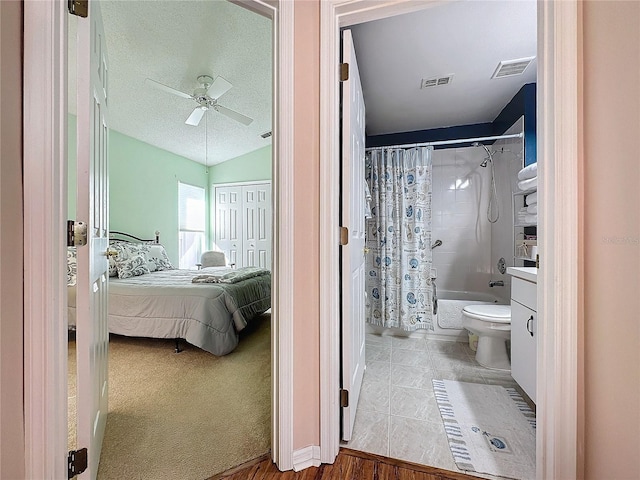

{"left": 67, "top": 232, "right": 271, "bottom": 356}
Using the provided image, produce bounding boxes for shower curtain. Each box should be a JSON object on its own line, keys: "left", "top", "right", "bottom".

{"left": 365, "top": 146, "right": 434, "bottom": 331}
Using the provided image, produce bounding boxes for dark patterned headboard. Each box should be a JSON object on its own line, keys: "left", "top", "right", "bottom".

{"left": 109, "top": 230, "right": 160, "bottom": 244}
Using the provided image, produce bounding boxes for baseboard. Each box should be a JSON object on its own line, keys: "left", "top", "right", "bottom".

{"left": 292, "top": 445, "right": 321, "bottom": 472}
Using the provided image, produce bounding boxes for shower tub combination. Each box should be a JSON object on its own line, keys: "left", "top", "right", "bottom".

{"left": 366, "top": 289, "right": 501, "bottom": 342}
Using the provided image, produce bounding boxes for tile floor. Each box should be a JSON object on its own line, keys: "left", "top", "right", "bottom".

{"left": 344, "top": 333, "right": 530, "bottom": 479}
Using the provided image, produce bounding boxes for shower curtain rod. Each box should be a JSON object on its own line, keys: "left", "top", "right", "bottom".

{"left": 364, "top": 132, "right": 523, "bottom": 151}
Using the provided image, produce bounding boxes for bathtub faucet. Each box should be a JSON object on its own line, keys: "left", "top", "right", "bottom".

{"left": 489, "top": 280, "right": 505, "bottom": 287}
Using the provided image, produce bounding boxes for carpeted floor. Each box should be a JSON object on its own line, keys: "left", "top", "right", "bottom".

{"left": 69, "top": 313, "right": 271, "bottom": 480}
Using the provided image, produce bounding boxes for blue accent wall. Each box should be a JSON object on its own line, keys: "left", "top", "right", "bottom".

{"left": 366, "top": 83, "right": 537, "bottom": 165}
{"left": 492, "top": 83, "right": 536, "bottom": 165}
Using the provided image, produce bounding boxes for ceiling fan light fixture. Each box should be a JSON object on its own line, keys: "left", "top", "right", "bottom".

{"left": 146, "top": 74, "right": 254, "bottom": 127}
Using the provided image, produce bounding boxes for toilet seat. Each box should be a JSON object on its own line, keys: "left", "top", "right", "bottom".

{"left": 462, "top": 304, "right": 511, "bottom": 323}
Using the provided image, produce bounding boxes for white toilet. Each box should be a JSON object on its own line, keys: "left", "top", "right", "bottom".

{"left": 462, "top": 304, "right": 512, "bottom": 371}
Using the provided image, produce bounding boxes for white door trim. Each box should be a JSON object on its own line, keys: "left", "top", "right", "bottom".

{"left": 23, "top": 1, "right": 69, "bottom": 477}
{"left": 536, "top": 2, "right": 582, "bottom": 479}
{"left": 319, "top": 2, "right": 582, "bottom": 478}
{"left": 23, "top": 0, "right": 295, "bottom": 476}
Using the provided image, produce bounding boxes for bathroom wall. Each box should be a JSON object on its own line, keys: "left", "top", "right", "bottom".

{"left": 490, "top": 117, "right": 526, "bottom": 302}
{"left": 431, "top": 147, "right": 493, "bottom": 294}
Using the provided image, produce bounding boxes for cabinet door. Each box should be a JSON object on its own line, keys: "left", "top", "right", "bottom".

{"left": 511, "top": 300, "right": 537, "bottom": 403}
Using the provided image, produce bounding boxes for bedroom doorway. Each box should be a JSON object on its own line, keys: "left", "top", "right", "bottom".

{"left": 65, "top": 1, "right": 279, "bottom": 478}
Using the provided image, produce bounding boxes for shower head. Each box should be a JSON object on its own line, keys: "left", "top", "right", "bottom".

{"left": 473, "top": 142, "right": 493, "bottom": 167}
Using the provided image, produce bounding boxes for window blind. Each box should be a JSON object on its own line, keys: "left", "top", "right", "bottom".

{"left": 178, "top": 182, "right": 205, "bottom": 232}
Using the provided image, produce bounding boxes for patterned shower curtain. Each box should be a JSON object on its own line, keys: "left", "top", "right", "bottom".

{"left": 365, "top": 146, "right": 434, "bottom": 331}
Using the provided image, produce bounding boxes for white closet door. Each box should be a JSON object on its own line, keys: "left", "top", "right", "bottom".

{"left": 215, "top": 182, "right": 272, "bottom": 269}
{"left": 215, "top": 186, "right": 241, "bottom": 267}
{"left": 242, "top": 183, "right": 272, "bottom": 269}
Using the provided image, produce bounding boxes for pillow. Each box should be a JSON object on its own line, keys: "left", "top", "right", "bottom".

{"left": 111, "top": 242, "right": 151, "bottom": 279}
{"left": 115, "top": 251, "right": 151, "bottom": 279}
{"left": 67, "top": 247, "right": 77, "bottom": 286}
{"left": 108, "top": 242, "right": 121, "bottom": 277}
{"left": 108, "top": 256, "right": 118, "bottom": 277}
{"left": 146, "top": 244, "right": 174, "bottom": 271}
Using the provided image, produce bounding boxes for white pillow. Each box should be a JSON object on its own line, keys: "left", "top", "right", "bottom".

{"left": 111, "top": 242, "right": 151, "bottom": 279}
{"left": 145, "top": 244, "right": 174, "bottom": 271}
{"left": 115, "top": 251, "right": 151, "bottom": 279}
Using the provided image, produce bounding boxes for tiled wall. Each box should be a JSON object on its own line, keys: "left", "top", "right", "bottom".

{"left": 490, "top": 118, "right": 526, "bottom": 303}
{"left": 430, "top": 125, "right": 524, "bottom": 301}
{"left": 431, "top": 147, "right": 493, "bottom": 294}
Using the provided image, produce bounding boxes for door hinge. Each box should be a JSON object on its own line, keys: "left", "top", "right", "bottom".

{"left": 68, "top": 0, "right": 88, "bottom": 17}
{"left": 68, "top": 448, "right": 88, "bottom": 478}
{"left": 67, "top": 220, "right": 88, "bottom": 247}
{"left": 340, "top": 63, "right": 349, "bottom": 82}
{"left": 339, "top": 226, "right": 349, "bottom": 246}
{"left": 340, "top": 389, "right": 349, "bottom": 408}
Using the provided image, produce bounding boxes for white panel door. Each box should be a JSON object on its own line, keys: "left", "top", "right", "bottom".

{"left": 242, "top": 183, "right": 272, "bottom": 268}
{"left": 75, "top": 2, "right": 110, "bottom": 478}
{"left": 340, "top": 29, "right": 367, "bottom": 442}
{"left": 255, "top": 183, "right": 272, "bottom": 269}
{"left": 215, "top": 186, "right": 241, "bottom": 267}
{"left": 242, "top": 186, "right": 257, "bottom": 267}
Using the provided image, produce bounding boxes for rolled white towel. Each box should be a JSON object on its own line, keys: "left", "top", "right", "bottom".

{"left": 527, "top": 204, "right": 538, "bottom": 214}
{"left": 526, "top": 191, "right": 538, "bottom": 205}
{"left": 524, "top": 214, "right": 537, "bottom": 225}
{"left": 518, "top": 176, "right": 537, "bottom": 192}
{"left": 517, "top": 162, "right": 538, "bottom": 180}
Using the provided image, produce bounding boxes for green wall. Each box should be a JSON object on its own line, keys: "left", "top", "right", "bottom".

{"left": 109, "top": 130, "right": 209, "bottom": 265}
{"left": 68, "top": 115, "right": 270, "bottom": 265}
{"left": 209, "top": 145, "right": 272, "bottom": 184}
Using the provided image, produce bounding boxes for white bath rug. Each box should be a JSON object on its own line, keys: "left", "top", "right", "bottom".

{"left": 432, "top": 379, "right": 536, "bottom": 480}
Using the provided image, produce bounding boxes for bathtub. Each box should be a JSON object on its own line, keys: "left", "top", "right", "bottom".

{"left": 366, "top": 290, "right": 503, "bottom": 342}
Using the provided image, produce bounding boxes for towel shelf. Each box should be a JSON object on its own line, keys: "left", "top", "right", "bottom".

{"left": 513, "top": 192, "right": 537, "bottom": 267}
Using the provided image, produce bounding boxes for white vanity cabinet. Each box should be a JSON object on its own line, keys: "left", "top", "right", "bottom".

{"left": 507, "top": 267, "right": 537, "bottom": 404}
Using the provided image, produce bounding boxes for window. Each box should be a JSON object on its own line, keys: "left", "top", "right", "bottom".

{"left": 178, "top": 182, "right": 206, "bottom": 269}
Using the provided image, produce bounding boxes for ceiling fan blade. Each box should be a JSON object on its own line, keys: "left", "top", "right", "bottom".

{"left": 206, "top": 76, "right": 233, "bottom": 100}
{"left": 185, "top": 107, "right": 206, "bottom": 126}
{"left": 214, "top": 104, "right": 253, "bottom": 126}
{"left": 145, "top": 78, "right": 192, "bottom": 99}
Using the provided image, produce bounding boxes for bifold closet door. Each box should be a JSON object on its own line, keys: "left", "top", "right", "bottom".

{"left": 242, "top": 184, "right": 272, "bottom": 269}
{"left": 215, "top": 186, "right": 241, "bottom": 267}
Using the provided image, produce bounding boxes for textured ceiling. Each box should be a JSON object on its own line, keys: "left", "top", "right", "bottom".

{"left": 69, "top": 1, "right": 535, "bottom": 165}
{"left": 70, "top": 0, "right": 272, "bottom": 166}
{"left": 350, "top": 0, "right": 537, "bottom": 136}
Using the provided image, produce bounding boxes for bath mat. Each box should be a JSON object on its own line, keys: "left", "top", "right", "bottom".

{"left": 432, "top": 379, "right": 536, "bottom": 480}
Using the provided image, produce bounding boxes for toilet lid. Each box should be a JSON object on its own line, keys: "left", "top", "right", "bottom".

{"left": 463, "top": 304, "right": 511, "bottom": 323}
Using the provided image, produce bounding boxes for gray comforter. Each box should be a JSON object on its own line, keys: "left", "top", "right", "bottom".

{"left": 68, "top": 267, "right": 271, "bottom": 355}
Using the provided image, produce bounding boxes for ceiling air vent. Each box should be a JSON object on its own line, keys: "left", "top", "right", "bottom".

{"left": 421, "top": 74, "right": 454, "bottom": 89}
{"left": 491, "top": 57, "right": 535, "bottom": 79}
{"left": 260, "top": 130, "right": 272, "bottom": 139}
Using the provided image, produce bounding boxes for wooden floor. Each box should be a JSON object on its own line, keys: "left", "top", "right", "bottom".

{"left": 210, "top": 448, "right": 481, "bottom": 480}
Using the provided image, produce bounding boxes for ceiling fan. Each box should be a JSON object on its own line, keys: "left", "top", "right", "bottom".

{"left": 145, "top": 74, "right": 253, "bottom": 127}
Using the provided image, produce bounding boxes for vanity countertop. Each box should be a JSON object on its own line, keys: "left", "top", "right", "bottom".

{"left": 507, "top": 266, "right": 537, "bottom": 283}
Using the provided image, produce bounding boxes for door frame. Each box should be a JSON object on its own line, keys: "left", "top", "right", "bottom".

{"left": 319, "top": 2, "right": 583, "bottom": 479}
{"left": 22, "top": 0, "right": 295, "bottom": 476}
